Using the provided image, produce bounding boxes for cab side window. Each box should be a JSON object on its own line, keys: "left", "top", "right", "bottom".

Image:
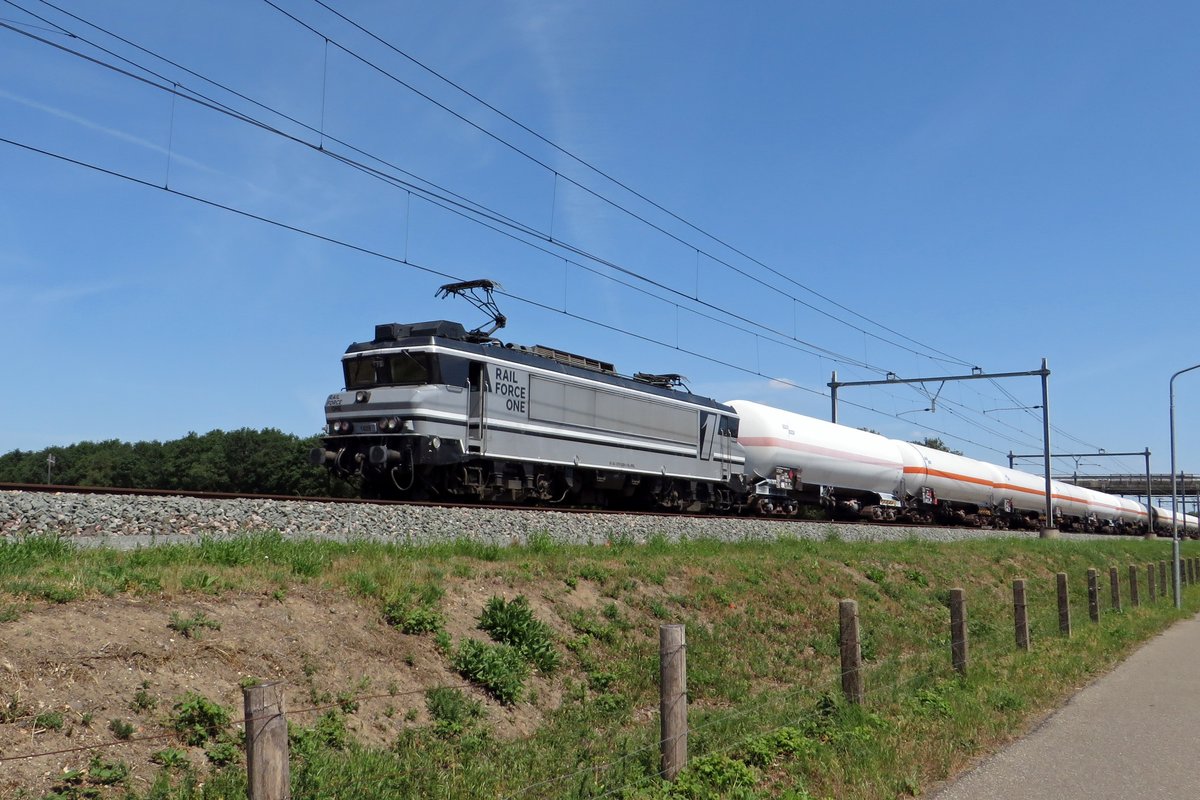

{"left": 439, "top": 355, "right": 470, "bottom": 387}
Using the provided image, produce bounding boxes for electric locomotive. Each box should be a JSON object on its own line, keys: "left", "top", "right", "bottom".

{"left": 310, "top": 281, "right": 745, "bottom": 509}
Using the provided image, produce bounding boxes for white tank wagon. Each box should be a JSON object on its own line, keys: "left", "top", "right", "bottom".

{"left": 725, "top": 401, "right": 1154, "bottom": 533}
{"left": 1149, "top": 505, "right": 1200, "bottom": 536}
{"left": 727, "top": 400, "right": 905, "bottom": 517}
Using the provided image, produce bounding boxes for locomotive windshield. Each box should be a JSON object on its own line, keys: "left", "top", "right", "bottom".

{"left": 343, "top": 351, "right": 470, "bottom": 389}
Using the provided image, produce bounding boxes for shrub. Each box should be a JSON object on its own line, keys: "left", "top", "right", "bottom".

{"left": 478, "top": 595, "right": 559, "bottom": 673}
{"left": 741, "top": 726, "right": 816, "bottom": 767}
{"left": 34, "top": 711, "right": 64, "bottom": 731}
{"left": 205, "top": 739, "right": 240, "bottom": 766}
{"left": 336, "top": 690, "right": 359, "bottom": 714}
{"left": 382, "top": 598, "right": 443, "bottom": 634}
{"left": 587, "top": 671, "right": 617, "bottom": 692}
{"left": 131, "top": 681, "right": 157, "bottom": 713}
{"left": 426, "top": 687, "right": 483, "bottom": 738}
{"left": 290, "top": 709, "right": 349, "bottom": 752}
{"left": 151, "top": 747, "right": 190, "bottom": 769}
{"left": 108, "top": 718, "right": 135, "bottom": 739}
{"left": 672, "top": 754, "right": 758, "bottom": 796}
{"left": 168, "top": 611, "right": 221, "bottom": 639}
{"left": 87, "top": 755, "right": 130, "bottom": 785}
{"left": 171, "top": 692, "right": 231, "bottom": 746}
{"left": 450, "top": 639, "right": 529, "bottom": 705}
{"left": 913, "top": 688, "right": 953, "bottom": 718}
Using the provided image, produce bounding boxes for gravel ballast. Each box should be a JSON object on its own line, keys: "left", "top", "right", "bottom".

{"left": 0, "top": 490, "right": 1063, "bottom": 549}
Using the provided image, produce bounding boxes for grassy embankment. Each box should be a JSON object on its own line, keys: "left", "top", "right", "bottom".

{"left": 1, "top": 529, "right": 1197, "bottom": 799}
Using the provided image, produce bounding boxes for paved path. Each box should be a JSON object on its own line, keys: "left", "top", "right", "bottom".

{"left": 929, "top": 613, "right": 1200, "bottom": 799}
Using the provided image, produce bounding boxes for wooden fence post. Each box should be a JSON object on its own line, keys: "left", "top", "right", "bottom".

{"left": 1148, "top": 563, "right": 1157, "bottom": 603}
{"left": 1189, "top": 558, "right": 1196, "bottom": 586}
{"left": 1057, "top": 573, "right": 1071, "bottom": 637}
{"left": 1109, "top": 566, "right": 1121, "bottom": 612}
{"left": 1129, "top": 564, "right": 1140, "bottom": 607}
{"left": 244, "top": 682, "right": 290, "bottom": 800}
{"left": 950, "top": 588, "right": 968, "bottom": 676}
{"left": 659, "top": 624, "right": 687, "bottom": 781}
{"left": 1013, "top": 579, "right": 1029, "bottom": 651}
{"left": 1160, "top": 561, "right": 1168, "bottom": 597}
{"left": 839, "top": 599, "right": 864, "bottom": 704}
{"left": 1087, "top": 569, "right": 1099, "bottom": 623}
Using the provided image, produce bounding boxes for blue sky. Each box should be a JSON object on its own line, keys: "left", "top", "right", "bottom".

{"left": 2, "top": 0, "right": 1198, "bottom": 482}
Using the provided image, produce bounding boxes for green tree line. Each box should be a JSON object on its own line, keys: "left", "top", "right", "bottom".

{"left": 0, "top": 429, "right": 354, "bottom": 496}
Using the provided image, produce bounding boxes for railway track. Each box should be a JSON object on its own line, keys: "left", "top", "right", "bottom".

{"left": 0, "top": 481, "right": 388, "bottom": 505}
{"left": 0, "top": 481, "right": 983, "bottom": 531}
{"left": 0, "top": 482, "right": 1100, "bottom": 554}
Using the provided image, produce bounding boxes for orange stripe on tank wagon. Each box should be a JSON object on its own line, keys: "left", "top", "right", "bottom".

{"left": 907, "top": 466, "right": 1045, "bottom": 498}
{"left": 903, "top": 466, "right": 992, "bottom": 487}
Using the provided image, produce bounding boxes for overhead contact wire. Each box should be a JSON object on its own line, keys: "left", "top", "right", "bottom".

{"left": 254, "top": 0, "right": 974, "bottom": 369}
{"left": 2, "top": 5, "right": 888, "bottom": 375}
{"left": 306, "top": 0, "right": 974, "bottom": 369}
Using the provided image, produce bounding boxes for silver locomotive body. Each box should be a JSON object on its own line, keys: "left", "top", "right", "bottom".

{"left": 311, "top": 320, "right": 744, "bottom": 509}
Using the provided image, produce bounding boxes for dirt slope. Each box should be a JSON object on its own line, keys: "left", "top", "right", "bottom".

{"left": 0, "top": 580, "right": 572, "bottom": 797}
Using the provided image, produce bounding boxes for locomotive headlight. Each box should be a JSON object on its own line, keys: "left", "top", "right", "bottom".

{"left": 430, "top": 436, "right": 441, "bottom": 450}
{"left": 380, "top": 417, "right": 399, "bottom": 431}
{"left": 355, "top": 390, "right": 371, "bottom": 404}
